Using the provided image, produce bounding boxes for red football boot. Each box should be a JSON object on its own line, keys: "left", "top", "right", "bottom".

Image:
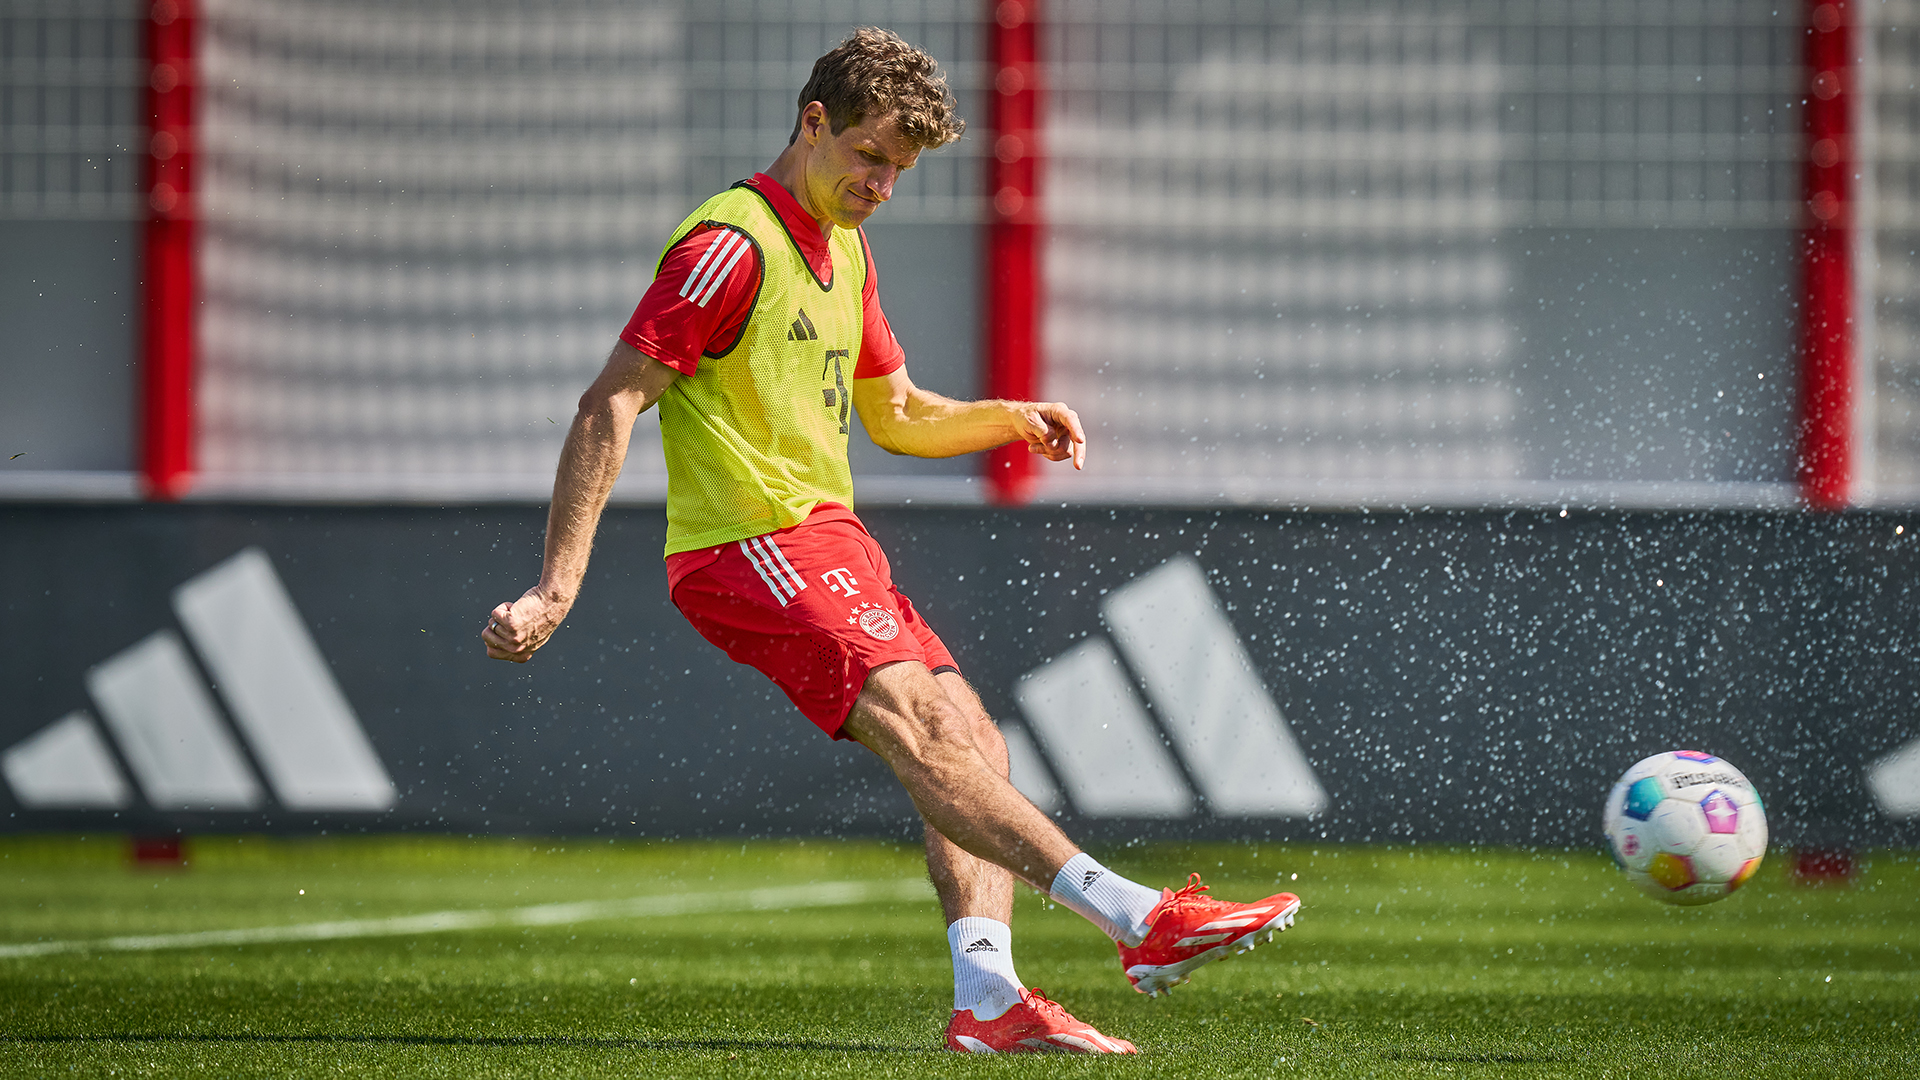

{"left": 944, "top": 988, "right": 1138, "bottom": 1054}
{"left": 1118, "top": 873, "right": 1301, "bottom": 996}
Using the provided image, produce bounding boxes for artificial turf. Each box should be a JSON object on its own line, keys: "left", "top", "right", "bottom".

{"left": 0, "top": 835, "right": 1913, "bottom": 1078}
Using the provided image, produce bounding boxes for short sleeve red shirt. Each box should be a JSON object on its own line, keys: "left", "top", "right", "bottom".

{"left": 620, "top": 173, "right": 905, "bottom": 379}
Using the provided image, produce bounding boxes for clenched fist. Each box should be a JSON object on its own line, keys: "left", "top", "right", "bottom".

{"left": 481, "top": 587, "right": 573, "bottom": 663}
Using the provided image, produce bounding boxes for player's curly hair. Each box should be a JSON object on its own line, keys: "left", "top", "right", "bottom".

{"left": 789, "top": 27, "right": 964, "bottom": 149}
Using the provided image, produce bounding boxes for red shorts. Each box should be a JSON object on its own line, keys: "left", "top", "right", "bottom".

{"left": 666, "top": 505, "right": 958, "bottom": 739}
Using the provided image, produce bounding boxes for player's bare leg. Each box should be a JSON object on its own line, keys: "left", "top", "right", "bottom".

{"left": 844, "top": 661, "right": 1077, "bottom": 888}
{"left": 846, "top": 660, "right": 1301, "bottom": 1006}
{"left": 872, "top": 667, "right": 1135, "bottom": 1053}
{"left": 922, "top": 670, "right": 1016, "bottom": 927}
{"left": 918, "top": 671, "right": 1026, "bottom": 1029}
{"left": 925, "top": 821, "right": 1015, "bottom": 922}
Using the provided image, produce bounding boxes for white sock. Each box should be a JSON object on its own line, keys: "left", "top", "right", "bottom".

{"left": 1049, "top": 853, "right": 1163, "bottom": 947}
{"left": 948, "top": 917, "right": 1024, "bottom": 1020}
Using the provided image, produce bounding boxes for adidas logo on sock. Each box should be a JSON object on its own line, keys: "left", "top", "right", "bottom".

{"left": 786, "top": 307, "right": 818, "bottom": 341}
{"left": 962, "top": 938, "right": 998, "bottom": 954}
{"left": 1081, "top": 869, "right": 1104, "bottom": 891}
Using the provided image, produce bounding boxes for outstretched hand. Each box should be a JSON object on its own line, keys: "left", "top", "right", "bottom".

{"left": 482, "top": 587, "right": 573, "bottom": 663}
{"left": 1011, "top": 401, "right": 1086, "bottom": 470}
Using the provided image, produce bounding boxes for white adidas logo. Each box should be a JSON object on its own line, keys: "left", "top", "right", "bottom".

{"left": 1868, "top": 738, "right": 1920, "bottom": 819}
{"left": 1, "top": 548, "right": 396, "bottom": 813}
{"left": 1003, "top": 555, "right": 1328, "bottom": 819}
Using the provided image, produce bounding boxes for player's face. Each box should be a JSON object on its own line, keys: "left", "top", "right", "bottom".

{"left": 801, "top": 110, "right": 921, "bottom": 229}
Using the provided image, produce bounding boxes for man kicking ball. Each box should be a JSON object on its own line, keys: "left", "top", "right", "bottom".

{"left": 481, "top": 27, "right": 1300, "bottom": 1054}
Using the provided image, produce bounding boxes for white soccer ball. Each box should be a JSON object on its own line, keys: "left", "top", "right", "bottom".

{"left": 1601, "top": 751, "right": 1768, "bottom": 906}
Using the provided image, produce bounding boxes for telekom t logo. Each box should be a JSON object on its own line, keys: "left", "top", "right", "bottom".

{"left": 820, "top": 568, "right": 861, "bottom": 596}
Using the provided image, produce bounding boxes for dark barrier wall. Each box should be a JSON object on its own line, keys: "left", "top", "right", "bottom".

{"left": 3, "top": 504, "right": 1916, "bottom": 847}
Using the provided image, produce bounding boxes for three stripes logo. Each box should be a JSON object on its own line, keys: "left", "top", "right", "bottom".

{"left": 1, "top": 548, "right": 396, "bottom": 814}
{"left": 1080, "top": 870, "right": 1104, "bottom": 892}
{"left": 1002, "top": 555, "right": 1329, "bottom": 820}
{"left": 787, "top": 307, "right": 819, "bottom": 341}
{"left": 678, "top": 225, "right": 753, "bottom": 310}
{"left": 738, "top": 534, "right": 807, "bottom": 608}
{"left": 962, "top": 938, "right": 999, "bottom": 954}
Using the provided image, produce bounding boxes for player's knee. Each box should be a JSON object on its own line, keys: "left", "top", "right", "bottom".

{"left": 929, "top": 680, "right": 1005, "bottom": 775}
{"left": 971, "top": 716, "right": 1010, "bottom": 777}
{"left": 894, "top": 700, "right": 988, "bottom": 780}
{"left": 851, "top": 666, "right": 997, "bottom": 779}
{"left": 918, "top": 699, "right": 976, "bottom": 753}
{"left": 851, "top": 690, "right": 958, "bottom": 759}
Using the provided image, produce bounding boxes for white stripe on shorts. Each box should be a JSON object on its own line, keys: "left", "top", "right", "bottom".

{"left": 741, "top": 535, "right": 807, "bottom": 606}
{"left": 761, "top": 536, "right": 807, "bottom": 594}
{"left": 740, "top": 538, "right": 790, "bottom": 605}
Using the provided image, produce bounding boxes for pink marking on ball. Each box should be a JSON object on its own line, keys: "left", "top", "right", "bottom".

{"left": 1701, "top": 790, "right": 1739, "bottom": 835}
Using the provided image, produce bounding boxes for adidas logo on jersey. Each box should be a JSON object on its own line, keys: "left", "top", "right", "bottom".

{"left": 1081, "top": 869, "right": 1104, "bottom": 891}
{"left": 962, "top": 938, "right": 999, "bottom": 954}
{"left": 786, "top": 308, "right": 819, "bottom": 341}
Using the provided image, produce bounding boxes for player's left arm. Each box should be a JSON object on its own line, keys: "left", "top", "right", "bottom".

{"left": 852, "top": 365, "right": 1085, "bottom": 468}
{"left": 848, "top": 230, "right": 1083, "bottom": 467}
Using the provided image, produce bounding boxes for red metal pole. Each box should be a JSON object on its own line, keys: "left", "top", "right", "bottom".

{"left": 142, "top": 0, "right": 197, "bottom": 500}
{"left": 985, "top": 0, "right": 1042, "bottom": 505}
{"left": 1800, "top": 1, "right": 1854, "bottom": 510}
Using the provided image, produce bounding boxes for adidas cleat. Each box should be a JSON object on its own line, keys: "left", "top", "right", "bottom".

{"left": 945, "top": 988, "right": 1138, "bottom": 1054}
{"left": 1118, "top": 873, "right": 1301, "bottom": 997}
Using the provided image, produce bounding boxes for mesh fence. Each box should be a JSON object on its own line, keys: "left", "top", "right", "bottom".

{"left": 0, "top": 0, "right": 143, "bottom": 220}
{"left": 1040, "top": 0, "right": 1803, "bottom": 502}
{"left": 1867, "top": 0, "right": 1920, "bottom": 498}
{"left": 195, "top": 0, "right": 681, "bottom": 495}
{"left": 192, "top": 0, "right": 982, "bottom": 498}
{"left": 11, "top": 1, "right": 1920, "bottom": 504}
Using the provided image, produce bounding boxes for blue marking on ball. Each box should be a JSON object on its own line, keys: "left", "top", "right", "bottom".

{"left": 1622, "top": 776, "right": 1665, "bottom": 821}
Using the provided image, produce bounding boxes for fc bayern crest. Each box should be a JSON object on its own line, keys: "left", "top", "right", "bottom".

{"left": 849, "top": 601, "right": 901, "bottom": 641}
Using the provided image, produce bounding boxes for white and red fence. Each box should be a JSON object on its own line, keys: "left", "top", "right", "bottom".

{"left": 5, "top": 0, "right": 1919, "bottom": 507}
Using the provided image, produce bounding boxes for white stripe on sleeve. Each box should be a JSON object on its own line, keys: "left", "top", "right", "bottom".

{"left": 693, "top": 234, "right": 754, "bottom": 308}
{"left": 683, "top": 231, "right": 744, "bottom": 304}
{"left": 677, "top": 230, "right": 730, "bottom": 299}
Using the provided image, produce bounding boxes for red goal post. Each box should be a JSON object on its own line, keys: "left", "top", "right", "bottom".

{"left": 142, "top": 0, "right": 197, "bottom": 500}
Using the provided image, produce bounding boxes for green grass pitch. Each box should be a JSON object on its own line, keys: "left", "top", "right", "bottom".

{"left": 1, "top": 835, "right": 1914, "bottom": 1078}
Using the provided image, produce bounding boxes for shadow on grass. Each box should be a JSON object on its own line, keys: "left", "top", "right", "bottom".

{"left": 0, "top": 1033, "right": 929, "bottom": 1054}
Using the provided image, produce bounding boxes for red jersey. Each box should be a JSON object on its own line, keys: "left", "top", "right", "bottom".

{"left": 620, "top": 173, "right": 906, "bottom": 380}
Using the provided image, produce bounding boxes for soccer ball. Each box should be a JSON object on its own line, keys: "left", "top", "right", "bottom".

{"left": 1601, "top": 751, "right": 1768, "bottom": 906}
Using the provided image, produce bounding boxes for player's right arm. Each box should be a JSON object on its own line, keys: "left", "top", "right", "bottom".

{"left": 482, "top": 343, "right": 679, "bottom": 663}
{"left": 482, "top": 223, "right": 760, "bottom": 663}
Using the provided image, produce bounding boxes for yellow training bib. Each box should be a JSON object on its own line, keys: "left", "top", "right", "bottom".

{"left": 655, "top": 183, "right": 868, "bottom": 556}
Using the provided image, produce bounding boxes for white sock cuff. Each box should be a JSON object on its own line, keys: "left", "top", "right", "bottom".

{"left": 1049, "top": 853, "right": 1162, "bottom": 946}
{"left": 947, "top": 917, "right": 1011, "bottom": 954}
{"left": 948, "top": 917, "right": 1022, "bottom": 1019}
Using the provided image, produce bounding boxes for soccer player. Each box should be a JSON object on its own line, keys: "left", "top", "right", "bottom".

{"left": 482, "top": 27, "right": 1300, "bottom": 1054}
